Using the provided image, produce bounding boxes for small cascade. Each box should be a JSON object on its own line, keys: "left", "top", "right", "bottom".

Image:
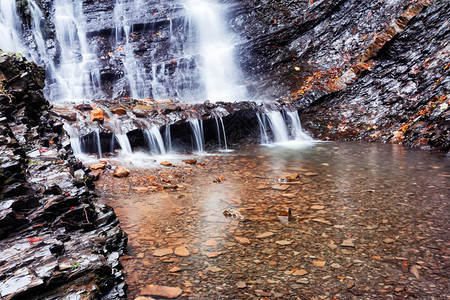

{"left": 215, "top": 117, "right": 229, "bottom": 151}
{"left": 266, "top": 111, "right": 290, "bottom": 143}
{"left": 164, "top": 125, "right": 172, "bottom": 153}
{"left": 94, "top": 128, "right": 103, "bottom": 158}
{"left": 186, "top": 0, "right": 248, "bottom": 101}
{"left": 257, "top": 110, "right": 313, "bottom": 145}
{"left": 189, "top": 119, "right": 205, "bottom": 153}
{"left": 143, "top": 126, "right": 166, "bottom": 155}
{"left": 256, "top": 113, "right": 270, "bottom": 144}
{"left": 215, "top": 118, "right": 222, "bottom": 150}
{"left": 286, "top": 111, "right": 313, "bottom": 141}
{"left": 27, "top": 1, "right": 58, "bottom": 77}
{"left": 0, "top": 0, "right": 26, "bottom": 53}
{"left": 114, "top": 133, "right": 133, "bottom": 154}
{"left": 113, "top": 0, "right": 149, "bottom": 99}
{"left": 63, "top": 124, "right": 83, "bottom": 156}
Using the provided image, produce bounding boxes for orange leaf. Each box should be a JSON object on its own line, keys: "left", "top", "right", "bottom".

{"left": 28, "top": 237, "right": 43, "bottom": 243}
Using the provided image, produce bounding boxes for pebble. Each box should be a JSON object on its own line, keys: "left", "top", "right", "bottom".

{"left": 275, "top": 240, "right": 293, "bottom": 245}
{"left": 341, "top": 239, "right": 355, "bottom": 248}
{"left": 236, "top": 281, "right": 247, "bottom": 289}
{"left": 256, "top": 231, "right": 275, "bottom": 238}
{"left": 235, "top": 236, "right": 251, "bottom": 245}
{"left": 296, "top": 278, "right": 310, "bottom": 284}
{"left": 141, "top": 284, "right": 182, "bottom": 299}
{"left": 293, "top": 269, "right": 308, "bottom": 276}
{"left": 313, "top": 260, "right": 326, "bottom": 267}
{"left": 152, "top": 248, "right": 173, "bottom": 257}
{"left": 310, "top": 205, "right": 325, "bottom": 210}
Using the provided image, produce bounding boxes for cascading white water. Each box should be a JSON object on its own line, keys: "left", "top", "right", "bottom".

{"left": 219, "top": 117, "right": 229, "bottom": 151}
{"left": 50, "top": 0, "right": 104, "bottom": 101}
{"left": 266, "top": 111, "right": 290, "bottom": 143}
{"left": 215, "top": 118, "right": 222, "bottom": 150}
{"left": 256, "top": 113, "right": 270, "bottom": 144}
{"left": 114, "top": 133, "right": 133, "bottom": 154}
{"left": 0, "top": 0, "right": 26, "bottom": 53}
{"left": 143, "top": 126, "right": 166, "bottom": 155}
{"left": 189, "top": 119, "right": 205, "bottom": 153}
{"left": 286, "top": 111, "right": 313, "bottom": 141}
{"left": 114, "top": 0, "right": 149, "bottom": 99}
{"left": 164, "top": 125, "right": 172, "bottom": 152}
{"left": 215, "top": 117, "right": 229, "bottom": 151}
{"left": 257, "top": 110, "right": 313, "bottom": 145}
{"left": 63, "top": 124, "right": 83, "bottom": 156}
{"left": 94, "top": 128, "right": 103, "bottom": 158}
{"left": 186, "top": 0, "right": 248, "bottom": 102}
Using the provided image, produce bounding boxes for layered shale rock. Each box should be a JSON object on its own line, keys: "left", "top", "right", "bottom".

{"left": 0, "top": 52, "right": 127, "bottom": 299}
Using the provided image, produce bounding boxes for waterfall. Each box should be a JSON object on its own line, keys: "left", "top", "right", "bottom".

{"left": 186, "top": 0, "right": 248, "bottom": 102}
{"left": 215, "top": 118, "right": 222, "bottom": 150}
{"left": 215, "top": 117, "right": 228, "bottom": 151}
{"left": 63, "top": 124, "right": 83, "bottom": 156}
{"left": 256, "top": 113, "right": 270, "bottom": 144}
{"left": 94, "top": 128, "right": 103, "bottom": 158}
{"left": 189, "top": 119, "right": 205, "bottom": 153}
{"left": 51, "top": 0, "right": 103, "bottom": 101}
{"left": 113, "top": 0, "right": 149, "bottom": 99}
{"left": 143, "top": 126, "right": 166, "bottom": 155}
{"left": 114, "top": 133, "right": 133, "bottom": 154}
{"left": 286, "top": 111, "right": 313, "bottom": 141}
{"left": 0, "top": 0, "right": 26, "bottom": 53}
{"left": 257, "top": 110, "right": 313, "bottom": 145}
{"left": 266, "top": 111, "right": 290, "bottom": 143}
{"left": 164, "top": 125, "right": 172, "bottom": 153}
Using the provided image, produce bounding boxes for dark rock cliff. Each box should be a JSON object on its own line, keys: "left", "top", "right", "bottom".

{"left": 0, "top": 52, "right": 127, "bottom": 299}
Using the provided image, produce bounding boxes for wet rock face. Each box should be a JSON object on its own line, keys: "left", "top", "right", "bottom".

{"left": 15, "top": 0, "right": 449, "bottom": 152}
{"left": 0, "top": 53, "right": 127, "bottom": 298}
{"left": 299, "top": 2, "right": 450, "bottom": 152}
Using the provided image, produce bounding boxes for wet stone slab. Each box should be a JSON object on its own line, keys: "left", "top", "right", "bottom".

{"left": 98, "top": 142, "right": 450, "bottom": 299}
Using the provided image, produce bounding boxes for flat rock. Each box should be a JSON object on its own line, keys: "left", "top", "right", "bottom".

{"left": 169, "top": 267, "right": 181, "bottom": 273}
{"left": 206, "top": 266, "right": 223, "bottom": 272}
{"left": 153, "top": 248, "right": 173, "bottom": 257}
{"left": 296, "top": 278, "right": 310, "bottom": 284}
{"left": 205, "top": 252, "right": 222, "bottom": 258}
{"left": 313, "top": 260, "right": 326, "bottom": 267}
{"left": 275, "top": 240, "right": 293, "bottom": 246}
{"left": 383, "top": 238, "right": 395, "bottom": 244}
{"left": 235, "top": 236, "right": 251, "bottom": 245}
{"left": 160, "top": 161, "right": 173, "bottom": 167}
{"left": 174, "top": 245, "right": 190, "bottom": 257}
{"left": 310, "top": 205, "right": 325, "bottom": 210}
{"left": 236, "top": 281, "right": 247, "bottom": 289}
{"left": 204, "top": 240, "right": 217, "bottom": 246}
{"left": 312, "top": 218, "right": 332, "bottom": 225}
{"left": 141, "top": 284, "right": 182, "bottom": 299}
{"left": 256, "top": 232, "right": 275, "bottom": 239}
{"left": 341, "top": 239, "right": 355, "bottom": 248}
{"left": 272, "top": 185, "right": 290, "bottom": 191}
{"left": 293, "top": 269, "right": 308, "bottom": 276}
{"left": 89, "top": 163, "right": 106, "bottom": 170}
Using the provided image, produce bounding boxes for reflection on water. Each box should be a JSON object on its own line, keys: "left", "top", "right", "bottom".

{"left": 98, "top": 142, "right": 449, "bottom": 299}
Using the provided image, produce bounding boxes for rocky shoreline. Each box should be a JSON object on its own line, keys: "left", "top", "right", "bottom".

{"left": 0, "top": 53, "right": 127, "bottom": 299}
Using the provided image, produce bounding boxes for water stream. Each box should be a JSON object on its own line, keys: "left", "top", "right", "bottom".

{"left": 98, "top": 142, "right": 450, "bottom": 298}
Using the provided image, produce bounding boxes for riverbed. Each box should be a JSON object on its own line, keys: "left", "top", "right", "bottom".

{"left": 97, "top": 141, "right": 449, "bottom": 299}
